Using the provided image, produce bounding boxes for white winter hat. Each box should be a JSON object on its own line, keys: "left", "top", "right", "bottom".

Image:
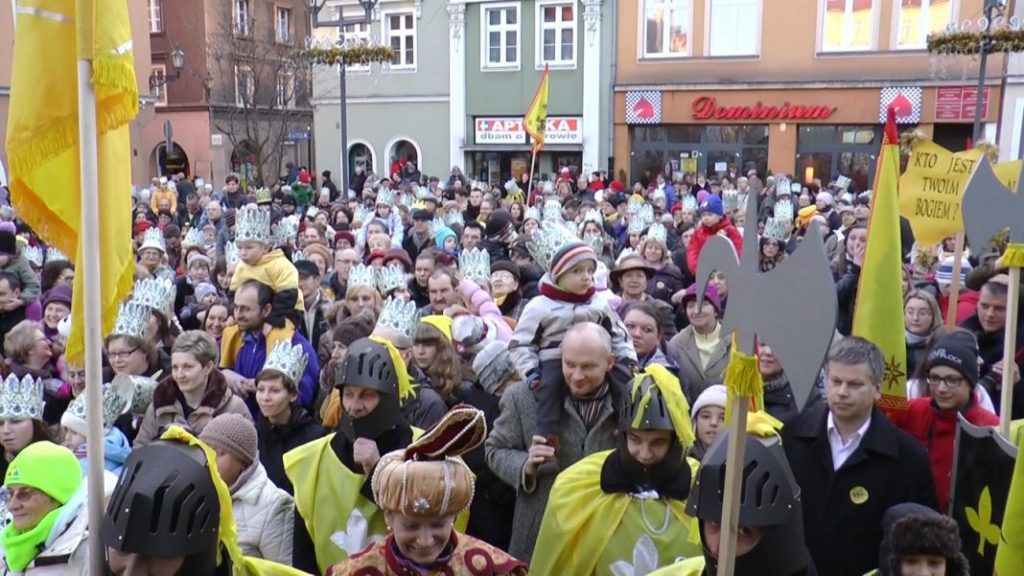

{"left": 691, "top": 384, "right": 727, "bottom": 419}
{"left": 472, "top": 341, "right": 517, "bottom": 395}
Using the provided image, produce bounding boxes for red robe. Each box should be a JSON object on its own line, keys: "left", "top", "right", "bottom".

{"left": 328, "top": 531, "right": 527, "bottom": 576}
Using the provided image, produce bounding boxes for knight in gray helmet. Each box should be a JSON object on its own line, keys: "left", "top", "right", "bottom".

{"left": 284, "top": 336, "right": 416, "bottom": 575}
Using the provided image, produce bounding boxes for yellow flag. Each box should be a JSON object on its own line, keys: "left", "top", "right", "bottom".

{"left": 995, "top": 442, "right": 1024, "bottom": 575}
{"left": 6, "top": 0, "right": 137, "bottom": 362}
{"left": 852, "top": 107, "right": 907, "bottom": 411}
{"left": 524, "top": 63, "right": 549, "bottom": 154}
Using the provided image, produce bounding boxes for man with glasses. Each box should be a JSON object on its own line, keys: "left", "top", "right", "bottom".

{"left": 782, "top": 336, "right": 937, "bottom": 576}
{"left": 325, "top": 248, "right": 360, "bottom": 302}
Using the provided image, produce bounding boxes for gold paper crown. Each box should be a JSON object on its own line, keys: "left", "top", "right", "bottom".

{"left": 723, "top": 189, "right": 739, "bottom": 212}
{"left": 63, "top": 377, "right": 134, "bottom": 432}
{"left": 347, "top": 264, "right": 378, "bottom": 294}
{"left": 225, "top": 241, "right": 240, "bottom": 267}
{"left": 376, "top": 188, "right": 395, "bottom": 206}
{"left": 523, "top": 206, "right": 540, "bottom": 222}
{"left": 375, "top": 297, "right": 419, "bottom": 343}
{"left": 543, "top": 199, "right": 563, "bottom": 221}
{"left": 255, "top": 187, "right": 273, "bottom": 204}
{"left": 182, "top": 227, "right": 205, "bottom": 249}
{"left": 527, "top": 220, "right": 580, "bottom": 271}
{"left": 460, "top": 248, "right": 491, "bottom": 283}
{"left": 235, "top": 205, "right": 272, "bottom": 245}
{"left": 647, "top": 222, "right": 668, "bottom": 244}
{"left": 775, "top": 199, "right": 795, "bottom": 221}
{"left": 682, "top": 195, "right": 698, "bottom": 212}
{"left": 45, "top": 246, "right": 69, "bottom": 263}
{"left": 763, "top": 218, "right": 789, "bottom": 242}
{"left": 0, "top": 374, "right": 44, "bottom": 420}
{"left": 377, "top": 265, "right": 408, "bottom": 295}
{"left": 139, "top": 228, "right": 166, "bottom": 253}
{"left": 111, "top": 300, "right": 150, "bottom": 340}
{"left": 22, "top": 245, "right": 42, "bottom": 267}
{"left": 261, "top": 341, "right": 309, "bottom": 386}
{"left": 131, "top": 277, "right": 176, "bottom": 313}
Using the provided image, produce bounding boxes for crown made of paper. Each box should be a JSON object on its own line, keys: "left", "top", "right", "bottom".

{"left": 581, "top": 208, "right": 603, "bottom": 228}
{"left": 397, "top": 193, "right": 411, "bottom": 207}
{"left": 775, "top": 199, "right": 795, "bottom": 221}
{"left": 111, "top": 374, "right": 156, "bottom": 414}
{"left": 131, "top": 277, "right": 175, "bottom": 313}
{"left": 353, "top": 204, "right": 373, "bottom": 224}
{"left": 377, "top": 265, "right": 408, "bottom": 294}
{"left": 723, "top": 189, "right": 739, "bottom": 212}
{"left": 65, "top": 378, "right": 134, "bottom": 430}
{"left": 504, "top": 179, "right": 519, "bottom": 194}
{"left": 763, "top": 218, "right": 789, "bottom": 242}
{"left": 417, "top": 186, "right": 433, "bottom": 200}
{"left": 543, "top": 199, "right": 563, "bottom": 221}
{"left": 377, "top": 188, "right": 395, "bottom": 206}
{"left": 182, "top": 227, "right": 205, "bottom": 249}
{"left": 774, "top": 176, "right": 792, "bottom": 195}
{"left": 139, "top": 228, "right": 166, "bottom": 253}
{"left": 444, "top": 211, "right": 464, "bottom": 226}
{"left": 460, "top": 248, "right": 491, "bottom": 282}
{"left": 112, "top": 299, "right": 150, "bottom": 340}
{"left": 262, "top": 341, "right": 309, "bottom": 386}
{"left": 627, "top": 216, "right": 647, "bottom": 235}
{"left": 225, "top": 241, "right": 240, "bottom": 267}
{"left": 348, "top": 264, "right": 378, "bottom": 293}
{"left": 647, "top": 222, "right": 668, "bottom": 244}
{"left": 255, "top": 187, "right": 273, "bottom": 204}
{"left": 22, "top": 245, "right": 42, "bottom": 268}
{"left": 638, "top": 204, "right": 654, "bottom": 226}
{"left": 585, "top": 233, "right": 604, "bottom": 253}
{"left": 528, "top": 220, "right": 580, "bottom": 271}
{"left": 616, "top": 247, "right": 637, "bottom": 265}
{"left": 429, "top": 217, "right": 444, "bottom": 239}
{"left": 0, "top": 374, "right": 44, "bottom": 420}
{"left": 682, "top": 195, "right": 698, "bottom": 212}
{"left": 375, "top": 297, "right": 419, "bottom": 343}
{"left": 291, "top": 250, "right": 306, "bottom": 263}
{"left": 272, "top": 215, "right": 300, "bottom": 248}
{"left": 523, "top": 206, "right": 540, "bottom": 222}
{"left": 628, "top": 197, "right": 645, "bottom": 215}
{"left": 235, "top": 205, "right": 272, "bottom": 245}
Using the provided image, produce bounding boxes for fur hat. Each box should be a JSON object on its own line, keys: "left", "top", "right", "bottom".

{"left": 889, "top": 514, "right": 969, "bottom": 576}
{"left": 332, "top": 311, "right": 377, "bottom": 347}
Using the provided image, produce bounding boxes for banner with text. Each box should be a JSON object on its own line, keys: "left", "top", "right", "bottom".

{"left": 899, "top": 140, "right": 1021, "bottom": 245}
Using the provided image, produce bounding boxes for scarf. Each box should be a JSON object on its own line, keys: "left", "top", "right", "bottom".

{"left": 905, "top": 330, "right": 931, "bottom": 346}
{"left": 762, "top": 371, "right": 789, "bottom": 393}
{"left": 694, "top": 324, "right": 722, "bottom": 370}
{"left": 1, "top": 505, "right": 63, "bottom": 572}
{"left": 571, "top": 381, "right": 610, "bottom": 430}
{"left": 389, "top": 533, "right": 455, "bottom": 575}
{"left": 540, "top": 280, "right": 596, "bottom": 303}
{"left": 229, "top": 461, "right": 259, "bottom": 495}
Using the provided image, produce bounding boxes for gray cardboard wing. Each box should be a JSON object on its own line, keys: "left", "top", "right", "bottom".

{"left": 962, "top": 157, "right": 1024, "bottom": 245}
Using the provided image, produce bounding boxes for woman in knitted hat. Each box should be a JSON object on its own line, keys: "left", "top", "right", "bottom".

{"left": 1, "top": 442, "right": 90, "bottom": 573}
{"left": 327, "top": 406, "right": 527, "bottom": 575}
{"left": 490, "top": 260, "right": 525, "bottom": 321}
{"left": 667, "top": 283, "right": 729, "bottom": 399}
{"left": 199, "top": 413, "right": 295, "bottom": 564}
{"left": 689, "top": 384, "right": 726, "bottom": 461}
{"left": 40, "top": 286, "right": 71, "bottom": 343}
{"left": 891, "top": 329, "right": 999, "bottom": 513}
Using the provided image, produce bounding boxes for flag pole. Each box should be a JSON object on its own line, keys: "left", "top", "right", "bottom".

{"left": 76, "top": 53, "right": 108, "bottom": 576}
{"left": 944, "top": 232, "right": 966, "bottom": 329}
{"left": 527, "top": 146, "right": 538, "bottom": 206}
{"left": 999, "top": 268, "right": 1020, "bottom": 437}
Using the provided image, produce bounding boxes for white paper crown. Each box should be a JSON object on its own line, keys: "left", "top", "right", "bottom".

{"left": 581, "top": 208, "right": 603, "bottom": 228}
{"left": 377, "top": 265, "right": 408, "bottom": 295}
{"left": 460, "top": 248, "right": 491, "bottom": 282}
{"left": 763, "top": 218, "right": 789, "bottom": 242}
{"left": 723, "top": 189, "right": 739, "bottom": 212}
{"left": 225, "top": 241, "right": 240, "bottom": 267}
{"left": 444, "top": 211, "right": 464, "bottom": 226}
{"left": 64, "top": 377, "right": 134, "bottom": 431}
{"left": 291, "top": 250, "right": 306, "bottom": 263}
{"left": 272, "top": 215, "right": 300, "bottom": 248}
{"left": 375, "top": 297, "right": 418, "bottom": 343}
{"left": 347, "top": 264, "right": 378, "bottom": 293}
{"left": 647, "top": 223, "right": 668, "bottom": 244}
{"left": 417, "top": 186, "right": 433, "bottom": 200}
{"left": 139, "top": 228, "right": 166, "bottom": 253}
{"left": 527, "top": 220, "right": 580, "bottom": 271}
{"left": 523, "top": 206, "right": 540, "bottom": 222}
{"left": 115, "top": 374, "right": 157, "bottom": 414}
{"left": 353, "top": 204, "right": 373, "bottom": 225}
{"left": 682, "top": 195, "right": 698, "bottom": 212}
{"left": 131, "top": 277, "right": 175, "bottom": 313}
{"left": 262, "top": 341, "right": 309, "bottom": 386}
{"left": 0, "top": 374, "right": 44, "bottom": 420}
{"left": 775, "top": 199, "right": 795, "bottom": 222}
{"left": 235, "top": 205, "right": 272, "bottom": 245}
{"left": 112, "top": 300, "right": 150, "bottom": 340}
{"left": 543, "top": 199, "right": 563, "bottom": 221}
{"left": 774, "top": 176, "right": 792, "bottom": 196}
{"left": 627, "top": 217, "right": 647, "bottom": 235}
{"left": 585, "top": 233, "right": 604, "bottom": 253}
{"left": 616, "top": 248, "right": 637, "bottom": 266}
{"left": 430, "top": 217, "right": 445, "bottom": 239}
{"left": 182, "top": 227, "right": 205, "bottom": 249}
{"left": 628, "top": 197, "right": 645, "bottom": 215}
{"left": 638, "top": 204, "right": 654, "bottom": 226}
{"left": 377, "top": 188, "right": 395, "bottom": 206}
{"left": 22, "top": 245, "right": 42, "bottom": 268}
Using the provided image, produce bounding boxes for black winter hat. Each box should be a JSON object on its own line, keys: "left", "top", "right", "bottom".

{"left": 889, "top": 515, "right": 969, "bottom": 576}
{"left": 485, "top": 209, "right": 515, "bottom": 239}
{"left": 0, "top": 231, "right": 15, "bottom": 257}
{"left": 412, "top": 209, "right": 433, "bottom": 221}
{"left": 924, "top": 329, "right": 980, "bottom": 387}
{"left": 293, "top": 259, "right": 320, "bottom": 278}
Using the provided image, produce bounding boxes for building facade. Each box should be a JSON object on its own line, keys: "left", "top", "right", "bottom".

{"left": 455, "top": 0, "right": 613, "bottom": 186}
{"left": 144, "top": 0, "right": 314, "bottom": 188}
{"left": 997, "top": 1, "right": 1024, "bottom": 161}
{"left": 614, "top": 0, "right": 1005, "bottom": 190}
{"left": 311, "top": 0, "right": 450, "bottom": 189}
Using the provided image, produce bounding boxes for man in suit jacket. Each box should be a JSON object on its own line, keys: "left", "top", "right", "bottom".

{"left": 783, "top": 336, "right": 938, "bottom": 576}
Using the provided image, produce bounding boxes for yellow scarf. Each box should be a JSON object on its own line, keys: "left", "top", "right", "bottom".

{"left": 219, "top": 320, "right": 296, "bottom": 370}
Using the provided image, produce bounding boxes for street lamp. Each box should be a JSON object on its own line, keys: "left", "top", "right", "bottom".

{"left": 150, "top": 45, "right": 186, "bottom": 92}
{"left": 971, "top": 0, "right": 1006, "bottom": 144}
{"left": 308, "top": 0, "right": 378, "bottom": 195}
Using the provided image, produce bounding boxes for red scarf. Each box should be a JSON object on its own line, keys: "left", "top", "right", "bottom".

{"left": 540, "top": 280, "right": 596, "bottom": 303}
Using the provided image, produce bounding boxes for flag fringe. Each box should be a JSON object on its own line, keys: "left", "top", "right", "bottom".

{"left": 8, "top": 183, "right": 78, "bottom": 260}
{"left": 7, "top": 114, "right": 78, "bottom": 192}
{"left": 93, "top": 55, "right": 140, "bottom": 134}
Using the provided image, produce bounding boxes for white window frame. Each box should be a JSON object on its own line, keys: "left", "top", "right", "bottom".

{"left": 276, "top": 72, "right": 295, "bottom": 109}
{"left": 341, "top": 21, "right": 371, "bottom": 73}
{"left": 706, "top": 0, "right": 761, "bottom": 57}
{"left": 640, "top": 0, "right": 693, "bottom": 59}
{"left": 152, "top": 65, "right": 167, "bottom": 106}
{"left": 818, "top": 0, "right": 878, "bottom": 53}
{"left": 535, "top": 1, "right": 577, "bottom": 69}
{"left": 234, "top": 0, "right": 251, "bottom": 37}
{"left": 276, "top": 7, "right": 291, "bottom": 44}
{"left": 235, "top": 65, "right": 254, "bottom": 107}
{"left": 893, "top": 0, "right": 955, "bottom": 50}
{"left": 148, "top": 0, "right": 162, "bottom": 33}
{"left": 481, "top": 2, "right": 521, "bottom": 71}
{"left": 384, "top": 10, "right": 417, "bottom": 71}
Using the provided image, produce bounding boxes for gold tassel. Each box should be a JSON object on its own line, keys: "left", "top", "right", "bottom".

{"left": 974, "top": 140, "right": 1001, "bottom": 164}
{"left": 723, "top": 344, "right": 763, "bottom": 401}
{"left": 899, "top": 129, "right": 929, "bottom": 152}
{"left": 997, "top": 243, "right": 1024, "bottom": 269}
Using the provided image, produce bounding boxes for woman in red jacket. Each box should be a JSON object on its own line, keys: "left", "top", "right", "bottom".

{"left": 892, "top": 330, "right": 999, "bottom": 513}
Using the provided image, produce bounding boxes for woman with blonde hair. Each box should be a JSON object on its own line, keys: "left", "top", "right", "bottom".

{"left": 411, "top": 319, "right": 464, "bottom": 406}
{"left": 903, "top": 288, "right": 944, "bottom": 380}
{"left": 640, "top": 236, "right": 686, "bottom": 305}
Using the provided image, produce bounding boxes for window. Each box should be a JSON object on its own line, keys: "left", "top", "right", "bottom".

{"left": 276, "top": 7, "right": 291, "bottom": 44}
{"left": 385, "top": 12, "right": 416, "bottom": 69}
{"left": 148, "top": 0, "right": 162, "bottom": 33}
{"left": 483, "top": 4, "right": 520, "bottom": 69}
{"left": 151, "top": 65, "right": 167, "bottom": 105}
{"left": 895, "top": 0, "right": 952, "bottom": 49}
{"left": 234, "top": 0, "right": 251, "bottom": 37}
{"left": 642, "top": 0, "right": 691, "bottom": 58}
{"left": 821, "top": 0, "right": 876, "bottom": 52}
{"left": 537, "top": 2, "right": 576, "bottom": 67}
{"left": 708, "top": 0, "right": 759, "bottom": 56}
{"left": 276, "top": 73, "right": 294, "bottom": 108}
{"left": 235, "top": 66, "right": 254, "bottom": 107}
{"left": 341, "top": 22, "right": 371, "bottom": 72}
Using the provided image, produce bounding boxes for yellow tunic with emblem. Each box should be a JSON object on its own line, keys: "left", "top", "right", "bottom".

{"left": 230, "top": 248, "right": 304, "bottom": 311}
{"left": 529, "top": 450, "right": 702, "bottom": 576}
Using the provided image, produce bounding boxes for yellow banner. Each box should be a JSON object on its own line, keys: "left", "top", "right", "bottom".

{"left": 899, "top": 140, "right": 1021, "bottom": 246}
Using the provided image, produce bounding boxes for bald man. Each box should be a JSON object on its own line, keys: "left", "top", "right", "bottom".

{"left": 486, "top": 322, "right": 619, "bottom": 563}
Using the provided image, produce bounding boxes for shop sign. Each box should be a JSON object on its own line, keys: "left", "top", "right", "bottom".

{"left": 691, "top": 96, "right": 836, "bottom": 121}
{"left": 879, "top": 86, "right": 923, "bottom": 124}
{"left": 935, "top": 87, "right": 989, "bottom": 121}
{"left": 475, "top": 116, "right": 583, "bottom": 145}
{"left": 626, "top": 91, "right": 662, "bottom": 124}
{"left": 531, "top": 117, "right": 583, "bottom": 145}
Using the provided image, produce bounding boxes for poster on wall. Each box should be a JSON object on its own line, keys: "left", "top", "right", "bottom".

{"left": 879, "top": 86, "right": 923, "bottom": 124}
{"left": 625, "top": 91, "right": 662, "bottom": 124}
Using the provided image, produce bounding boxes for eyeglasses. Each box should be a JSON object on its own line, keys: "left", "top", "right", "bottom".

{"left": 107, "top": 347, "right": 139, "bottom": 360}
{"left": 926, "top": 373, "right": 966, "bottom": 389}
{"left": 1, "top": 487, "right": 43, "bottom": 504}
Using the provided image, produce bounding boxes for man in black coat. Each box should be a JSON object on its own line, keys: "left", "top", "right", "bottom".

{"left": 782, "top": 336, "right": 937, "bottom": 576}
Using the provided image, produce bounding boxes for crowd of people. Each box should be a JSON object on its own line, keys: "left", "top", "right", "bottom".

{"left": 0, "top": 160, "right": 1016, "bottom": 575}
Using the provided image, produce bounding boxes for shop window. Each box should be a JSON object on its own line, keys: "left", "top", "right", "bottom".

{"left": 839, "top": 126, "right": 876, "bottom": 145}
{"left": 629, "top": 124, "right": 769, "bottom": 186}
{"left": 483, "top": 3, "right": 520, "bottom": 70}
{"left": 386, "top": 12, "right": 416, "bottom": 70}
{"left": 537, "top": 2, "right": 576, "bottom": 68}
{"left": 704, "top": 126, "right": 743, "bottom": 144}
{"left": 820, "top": 0, "right": 875, "bottom": 52}
{"left": 797, "top": 125, "right": 881, "bottom": 191}
{"left": 743, "top": 126, "right": 769, "bottom": 145}
{"left": 895, "top": 0, "right": 952, "bottom": 49}
{"left": 798, "top": 125, "right": 837, "bottom": 147}
{"left": 666, "top": 125, "right": 703, "bottom": 143}
{"left": 708, "top": 0, "right": 760, "bottom": 57}
{"left": 642, "top": 0, "right": 691, "bottom": 58}
{"left": 348, "top": 143, "right": 374, "bottom": 181}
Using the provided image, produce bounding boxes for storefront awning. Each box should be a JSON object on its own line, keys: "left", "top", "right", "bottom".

{"left": 461, "top": 144, "right": 584, "bottom": 152}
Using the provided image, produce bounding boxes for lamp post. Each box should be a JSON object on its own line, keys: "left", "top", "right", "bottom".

{"left": 307, "top": 0, "right": 378, "bottom": 196}
{"left": 150, "top": 45, "right": 186, "bottom": 92}
{"left": 972, "top": 0, "right": 1006, "bottom": 144}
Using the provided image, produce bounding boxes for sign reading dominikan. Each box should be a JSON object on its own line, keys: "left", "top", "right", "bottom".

{"left": 475, "top": 116, "right": 582, "bottom": 145}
